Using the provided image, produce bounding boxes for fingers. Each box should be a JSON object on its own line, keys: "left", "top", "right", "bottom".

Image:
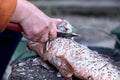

{"left": 35, "top": 19, "right": 61, "bottom": 42}
{"left": 48, "top": 22, "right": 57, "bottom": 41}
{"left": 35, "top": 22, "right": 57, "bottom": 42}
{"left": 39, "top": 20, "right": 59, "bottom": 42}
{"left": 22, "top": 17, "right": 63, "bottom": 43}
{"left": 40, "top": 30, "right": 49, "bottom": 43}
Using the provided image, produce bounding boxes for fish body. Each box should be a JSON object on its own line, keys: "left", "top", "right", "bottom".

{"left": 28, "top": 38, "right": 120, "bottom": 80}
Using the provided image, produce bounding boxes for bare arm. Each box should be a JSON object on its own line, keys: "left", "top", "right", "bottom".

{"left": 11, "top": 0, "right": 59, "bottom": 42}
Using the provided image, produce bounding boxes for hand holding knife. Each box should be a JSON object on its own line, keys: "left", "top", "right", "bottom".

{"left": 7, "top": 20, "right": 80, "bottom": 38}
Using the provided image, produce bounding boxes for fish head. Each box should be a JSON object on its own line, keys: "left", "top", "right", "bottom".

{"left": 27, "top": 41, "right": 47, "bottom": 59}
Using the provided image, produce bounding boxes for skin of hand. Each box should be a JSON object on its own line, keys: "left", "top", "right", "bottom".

{"left": 11, "top": 0, "right": 61, "bottom": 42}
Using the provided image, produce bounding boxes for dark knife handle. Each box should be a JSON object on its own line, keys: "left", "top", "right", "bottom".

{"left": 7, "top": 23, "right": 23, "bottom": 32}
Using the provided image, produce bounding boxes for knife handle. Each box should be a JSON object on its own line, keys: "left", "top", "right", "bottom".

{"left": 7, "top": 23, "right": 23, "bottom": 32}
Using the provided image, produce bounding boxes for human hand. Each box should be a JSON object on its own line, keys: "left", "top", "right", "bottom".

{"left": 11, "top": 0, "right": 61, "bottom": 42}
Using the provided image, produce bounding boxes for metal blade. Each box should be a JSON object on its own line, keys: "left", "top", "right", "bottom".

{"left": 57, "top": 32, "right": 80, "bottom": 38}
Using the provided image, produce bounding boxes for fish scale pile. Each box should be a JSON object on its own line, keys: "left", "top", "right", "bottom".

{"left": 28, "top": 38, "right": 120, "bottom": 80}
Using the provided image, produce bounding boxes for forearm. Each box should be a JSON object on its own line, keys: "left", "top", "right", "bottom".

{"left": 11, "top": 0, "right": 49, "bottom": 23}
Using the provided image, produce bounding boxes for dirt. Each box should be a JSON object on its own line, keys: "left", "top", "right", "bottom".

{"left": 9, "top": 56, "right": 65, "bottom": 80}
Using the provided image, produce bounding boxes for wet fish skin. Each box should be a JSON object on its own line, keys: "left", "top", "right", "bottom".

{"left": 28, "top": 38, "right": 120, "bottom": 80}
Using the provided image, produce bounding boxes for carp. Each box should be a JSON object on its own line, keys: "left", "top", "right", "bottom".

{"left": 28, "top": 38, "right": 120, "bottom": 80}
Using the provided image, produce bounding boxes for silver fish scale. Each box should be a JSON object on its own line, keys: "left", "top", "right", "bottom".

{"left": 44, "top": 38, "right": 120, "bottom": 80}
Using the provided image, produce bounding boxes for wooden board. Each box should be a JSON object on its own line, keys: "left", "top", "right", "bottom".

{"left": 30, "top": 0, "right": 120, "bottom": 14}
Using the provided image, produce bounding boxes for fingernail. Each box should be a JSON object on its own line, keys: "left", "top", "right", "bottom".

{"left": 56, "top": 18, "right": 63, "bottom": 22}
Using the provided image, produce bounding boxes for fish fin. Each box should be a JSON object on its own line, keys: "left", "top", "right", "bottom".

{"left": 57, "top": 55, "right": 74, "bottom": 80}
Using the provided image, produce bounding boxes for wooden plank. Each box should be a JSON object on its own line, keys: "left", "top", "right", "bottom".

{"left": 30, "top": 0, "right": 120, "bottom": 14}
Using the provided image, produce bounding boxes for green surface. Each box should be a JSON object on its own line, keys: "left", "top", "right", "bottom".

{"left": 111, "top": 26, "right": 120, "bottom": 36}
{"left": 12, "top": 38, "right": 36, "bottom": 63}
{"left": 111, "top": 26, "right": 120, "bottom": 49}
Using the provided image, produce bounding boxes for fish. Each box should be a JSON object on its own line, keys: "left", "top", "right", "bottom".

{"left": 28, "top": 38, "right": 120, "bottom": 80}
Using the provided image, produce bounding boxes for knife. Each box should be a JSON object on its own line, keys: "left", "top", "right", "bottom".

{"left": 7, "top": 21, "right": 80, "bottom": 38}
